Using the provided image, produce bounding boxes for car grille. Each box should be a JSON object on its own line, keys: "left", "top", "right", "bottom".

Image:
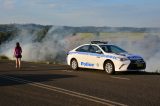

{"left": 127, "top": 59, "right": 146, "bottom": 70}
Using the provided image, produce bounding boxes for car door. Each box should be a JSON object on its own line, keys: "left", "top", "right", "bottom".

{"left": 87, "top": 45, "right": 104, "bottom": 69}
{"left": 75, "top": 45, "right": 90, "bottom": 68}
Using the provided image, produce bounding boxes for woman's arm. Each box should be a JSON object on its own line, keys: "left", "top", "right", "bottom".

{"left": 13, "top": 48, "right": 16, "bottom": 57}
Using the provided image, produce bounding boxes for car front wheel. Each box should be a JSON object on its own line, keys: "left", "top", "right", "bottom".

{"left": 104, "top": 61, "right": 115, "bottom": 74}
{"left": 71, "top": 59, "right": 78, "bottom": 70}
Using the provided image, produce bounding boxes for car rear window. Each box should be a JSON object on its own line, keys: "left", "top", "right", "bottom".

{"left": 76, "top": 45, "right": 90, "bottom": 52}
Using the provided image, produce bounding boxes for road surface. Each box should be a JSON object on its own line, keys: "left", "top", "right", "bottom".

{"left": 0, "top": 60, "right": 159, "bottom": 106}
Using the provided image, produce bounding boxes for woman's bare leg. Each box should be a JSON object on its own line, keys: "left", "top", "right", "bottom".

{"left": 18, "top": 58, "right": 21, "bottom": 69}
{"left": 16, "top": 58, "right": 18, "bottom": 68}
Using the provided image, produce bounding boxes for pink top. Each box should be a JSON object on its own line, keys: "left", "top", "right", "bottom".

{"left": 14, "top": 47, "right": 22, "bottom": 56}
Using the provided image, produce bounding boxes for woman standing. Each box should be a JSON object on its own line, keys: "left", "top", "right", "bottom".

{"left": 14, "top": 42, "right": 22, "bottom": 69}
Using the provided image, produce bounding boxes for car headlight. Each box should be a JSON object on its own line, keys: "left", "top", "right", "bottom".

{"left": 117, "top": 57, "right": 129, "bottom": 61}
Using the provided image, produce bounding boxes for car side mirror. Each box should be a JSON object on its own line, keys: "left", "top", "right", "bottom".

{"left": 96, "top": 50, "right": 102, "bottom": 54}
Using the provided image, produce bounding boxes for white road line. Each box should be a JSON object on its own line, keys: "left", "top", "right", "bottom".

{"left": 0, "top": 75, "right": 127, "bottom": 106}
{"left": 61, "top": 70, "right": 73, "bottom": 72}
{"left": 30, "top": 66, "right": 37, "bottom": 68}
{"left": 110, "top": 76, "right": 130, "bottom": 80}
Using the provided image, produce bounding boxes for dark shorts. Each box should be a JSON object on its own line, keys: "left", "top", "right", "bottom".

{"left": 16, "top": 55, "right": 22, "bottom": 58}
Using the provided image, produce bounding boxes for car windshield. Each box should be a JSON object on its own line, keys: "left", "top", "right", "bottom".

{"left": 100, "top": 45, "right": 127, "bottom": 53}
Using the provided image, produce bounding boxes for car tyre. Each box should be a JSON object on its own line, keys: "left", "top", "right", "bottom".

{"left": 104, "top": 61, "right": 115, "bottom": 74}
{"left": 71, "top": 59, "right": 78, "bottom": 70}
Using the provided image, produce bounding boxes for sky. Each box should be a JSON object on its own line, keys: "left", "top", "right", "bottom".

{"left": 0, "top": 0, "right": 160, "bottom": 27}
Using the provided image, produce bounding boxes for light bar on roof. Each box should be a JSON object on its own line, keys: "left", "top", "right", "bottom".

{"left": 91, "top": 41, "right": 108, "bottom": 44}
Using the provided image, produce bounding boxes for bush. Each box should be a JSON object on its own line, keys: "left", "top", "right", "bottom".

{"left": 0, "top": 55, "right": 9, "bottom": 60}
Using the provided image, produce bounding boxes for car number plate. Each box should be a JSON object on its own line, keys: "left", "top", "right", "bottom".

{"left": 137, "top": 64, "right": 143, "bottom": 67}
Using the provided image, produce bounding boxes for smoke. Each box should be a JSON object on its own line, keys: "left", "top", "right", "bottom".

{"left": 112, "top": 33, "right": 160, "bottom": 72}
{"left": 0, "top": 25, "right": 73, "bottom": 63}
{"left": 0, "top": 25, "right": 160, "bottom": 73}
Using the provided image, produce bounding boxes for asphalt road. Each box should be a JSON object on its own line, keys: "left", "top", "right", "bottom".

{"left": 0, "top": 60, "right": 159, "bottom": 106}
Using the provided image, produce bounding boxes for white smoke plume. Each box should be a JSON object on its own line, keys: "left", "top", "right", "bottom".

{"left": 112, "top": 34, "right": 160, "bottom": 73}
{"left": 0, "top": 25, "right": 160, "bottom": 73}
{"left": 0, "top": 25, "right": 72, "bottom": 63}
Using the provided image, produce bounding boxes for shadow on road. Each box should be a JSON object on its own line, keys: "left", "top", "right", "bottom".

{"left": 0, "top": 74, "right": 77, "bottom": 86}
{"left": 115, "top": 71, "right": 160, "bottom": 75}
{"left": 76, "top": 68, "right": 160, "bottom": 75}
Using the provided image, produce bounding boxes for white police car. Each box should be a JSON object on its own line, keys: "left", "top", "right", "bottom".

{"left": 67, "top": 41, "right": 146, "bottom": 74}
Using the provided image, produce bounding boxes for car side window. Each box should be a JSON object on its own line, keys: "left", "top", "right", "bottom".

{"left": 76, "top": 45, "right": 90, "bottom": 52}
{"left": 89, "top": 45, "right": 101, "bottom": 53}
{"left": 109, "top": 45, "right": 124, "bottom": 53}
{"left": 101, "top": 46, "right": 110, "bottom": 52}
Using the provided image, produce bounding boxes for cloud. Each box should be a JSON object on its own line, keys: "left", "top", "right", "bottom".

{"left": 0, "top": 0, "right": 160, "bottom": 27}
{"left": 48, "top": 3, "right": 57, "bottom": 8}
{"left": 2, "top": 0, "right": 15, "bottom": 10}
{"left": 25, "top": 0, "right": 59, "bottom": 8}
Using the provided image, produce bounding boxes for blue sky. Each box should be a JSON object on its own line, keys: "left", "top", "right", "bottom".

{"left": 0, "top": 0, "right": 160, "bottom": 27}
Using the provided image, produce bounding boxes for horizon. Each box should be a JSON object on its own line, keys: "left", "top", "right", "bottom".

{"left": 0, "top": 0, "right": 160, "bottom": 27}
{"left": 1, "top": 23, "right": 160, "bottom": 29}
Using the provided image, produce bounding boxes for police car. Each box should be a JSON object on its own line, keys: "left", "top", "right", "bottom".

{"left": 67, "top": 41, "right": 146, "bottom": 74}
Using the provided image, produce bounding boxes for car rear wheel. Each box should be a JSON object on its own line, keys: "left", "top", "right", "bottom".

{"left": 71, "top": 59, "right": 78, "bottom": 70}
{"left": 104, "top": 61, "right": 115, "bottom": 74}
